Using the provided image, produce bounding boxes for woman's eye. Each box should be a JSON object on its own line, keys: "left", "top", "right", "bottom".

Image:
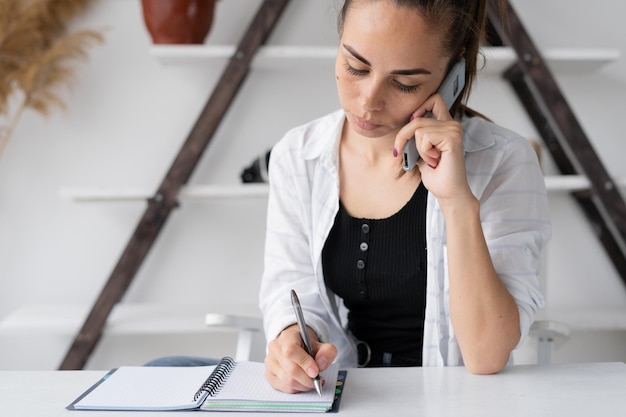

{"left": 395, "top": 81, "right": 419, "bottom": 94}
{"left": 344, "top": 62, "right": 419, "bottom": 94}
{"left": 345, "top": 64, "right": 367, "bottom": 76}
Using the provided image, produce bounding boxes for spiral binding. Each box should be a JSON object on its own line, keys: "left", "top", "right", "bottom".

{"left": 193, "top": 356, "right": 237, "bottom": 402}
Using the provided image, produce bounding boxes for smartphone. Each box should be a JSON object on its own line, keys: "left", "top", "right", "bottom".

{"left": 402, "top": 58, "right": 466, "bottom": 171}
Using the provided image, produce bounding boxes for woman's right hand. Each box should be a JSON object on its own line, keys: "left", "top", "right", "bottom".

{"left": 264, "top": 324, "right": 337, "bottom": 393}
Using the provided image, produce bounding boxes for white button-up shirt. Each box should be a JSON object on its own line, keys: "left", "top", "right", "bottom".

{"left": 260, "top": 109, "right": 551, "bottom": 368}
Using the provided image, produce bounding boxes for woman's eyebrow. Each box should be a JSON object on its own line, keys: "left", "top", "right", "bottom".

{"left": 343, "top": 43, "right": 371, "bottom": 66}
{"left": 342, "top": 43, "right": 432, "bottom": 76}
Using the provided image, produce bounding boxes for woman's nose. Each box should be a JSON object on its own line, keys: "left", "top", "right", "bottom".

{"left": 359, "top": 79, "right": 385, "bottom": 112}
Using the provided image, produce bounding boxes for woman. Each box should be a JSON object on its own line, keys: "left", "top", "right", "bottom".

{"left": 260, "top": 0, "right": 551, "bottom": 393}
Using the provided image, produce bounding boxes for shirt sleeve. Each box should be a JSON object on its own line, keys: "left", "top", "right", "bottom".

{"left": 473, "top": 134, "right": 552, "bottom": 348}
{"left": 258, "top": 133, "right": 332, "bottom": 345}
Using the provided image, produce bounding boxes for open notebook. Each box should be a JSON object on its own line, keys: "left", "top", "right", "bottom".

{"left": 67, "top": 357, "right": 345, "bottom": 413}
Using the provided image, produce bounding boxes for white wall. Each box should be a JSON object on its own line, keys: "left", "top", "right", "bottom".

{"left": 1, "top": 0, "right": 625, "bottom": 369}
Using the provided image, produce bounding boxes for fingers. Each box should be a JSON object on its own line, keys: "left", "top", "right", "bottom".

{"left": 314, "top": 341, "right": 337, "bottom": 372}
{"left": 394, "top": 118, "right": 447, "bottom": 168}
{"left": 393, "top": 93, "right": 454, "bottom": 165}
{"left": 415, "top": 124, "right": 453, "bottom": 168}
{"left": 428, "top": 92, "right": 455, "bottom": 122}
{"left": 264, "top": 347, "right": 313, "bottom": 394}
{"left": 394, "top": 121, "right": 419, "bottom": 161}
{"left": 264, "top": 325, "right": 337, "bottom": 394}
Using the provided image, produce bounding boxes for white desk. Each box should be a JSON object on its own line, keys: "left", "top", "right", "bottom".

{"left": 1, "top": 362, "right": 625, "bottom": 416}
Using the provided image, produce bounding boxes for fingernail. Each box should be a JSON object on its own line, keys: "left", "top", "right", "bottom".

{"left": 428, "top": 163, "right": 437, "bottom": 169}
{"left": 307, "top": 366, "right": 318, "bottom": 378}
{"left": 392, "top": 147, "right": 398, "bottom": 157}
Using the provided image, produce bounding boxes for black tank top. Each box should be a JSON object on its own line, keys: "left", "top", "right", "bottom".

{"left": 322, "top": 182, "right": 428, "bottom": 364}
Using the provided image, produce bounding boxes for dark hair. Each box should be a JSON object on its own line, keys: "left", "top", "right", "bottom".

{"left": 337, "top": 0, "right": 506, "bottom": 117}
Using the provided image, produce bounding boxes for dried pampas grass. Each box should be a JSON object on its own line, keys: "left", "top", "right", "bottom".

{"left": 0, "top": 0, "right": 104, "bottom": 160}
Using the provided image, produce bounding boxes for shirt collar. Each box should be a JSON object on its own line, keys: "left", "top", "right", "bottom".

{"left": 461, "top": 116, "right": 497, "bottom": 153}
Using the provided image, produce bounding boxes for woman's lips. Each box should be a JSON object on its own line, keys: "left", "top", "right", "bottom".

{"left": 352, "top": 114, "right": 381, "bottom": 131}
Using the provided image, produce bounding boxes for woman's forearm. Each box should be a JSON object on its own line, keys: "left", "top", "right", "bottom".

{"left": 441, "top": 196, "right": 520, "bottom": 374}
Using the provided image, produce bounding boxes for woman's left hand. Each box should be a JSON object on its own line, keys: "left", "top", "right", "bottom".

{"left": 394, "top": 95, "right": 474, "bottom": 206}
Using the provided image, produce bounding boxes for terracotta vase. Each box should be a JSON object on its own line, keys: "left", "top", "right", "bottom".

{"left": 141, "top": 0, "right": 216, "bottom": 44}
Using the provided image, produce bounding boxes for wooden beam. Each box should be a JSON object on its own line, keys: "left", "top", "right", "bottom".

{"left": 502, "top": 64, "right": 576, "bottom": 175}
{"left": 58, "top": 0, "right": 292, "bottom": 370}
{"left": 504, "top": 64, "right": 626, "bottom": 281}
{"left": 487, "top": 0, "right": 626, "bottom": 288}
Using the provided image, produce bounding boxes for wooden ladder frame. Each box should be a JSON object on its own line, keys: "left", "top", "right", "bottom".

{"left": 486, "top": 0, "right": 626, "bottom": 285}
{"left": 59, "top": 0, "right": 292, "bottom": 370}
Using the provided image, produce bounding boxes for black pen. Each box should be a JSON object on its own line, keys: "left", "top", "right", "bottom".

{"left": 290, "top": 289, "right": 323, "bottom": 397}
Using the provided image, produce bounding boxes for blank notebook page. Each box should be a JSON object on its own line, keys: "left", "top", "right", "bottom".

{"left": 209, "top": 361, "right": 339, "bottom": 403}
{"left": 74, "top": 365, "right": 215, "bottom": 410}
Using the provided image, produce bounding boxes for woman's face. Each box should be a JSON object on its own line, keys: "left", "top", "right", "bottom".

{"left": 336, "top": 0, "right": 450, "bottom": 140}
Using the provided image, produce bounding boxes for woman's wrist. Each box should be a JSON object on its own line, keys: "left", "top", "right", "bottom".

{"left": 438, "top": 192, "right": 479, "bottom": 220}
{"left": 279, "top": 323, "right": 319, "bottom": 343}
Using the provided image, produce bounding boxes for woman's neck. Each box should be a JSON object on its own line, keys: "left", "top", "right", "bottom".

{"left": 341, "top": 122, "right": 397, "bottom": 168}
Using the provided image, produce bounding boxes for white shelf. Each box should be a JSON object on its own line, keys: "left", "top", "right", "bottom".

{"left": 538, "top": 48, "right": 620, "bottom": 73}
{"left": 544, "top": 175, "right": 626, "bottom": 192}
{"left": 151, "top": 45, "right": 336, "bottom": 67}
{"left": 59, "top": 183, "right": 270, "bottom": 202}
{"left": 59, "top": 176, "right": 626, "bottom": 202}
{"left": 151, "top": 45, "right": 619, "bottom": 74}
{"left": 480, "top": 47, "right": 620, "bottom": 74}
{"left": 538, "top": 307, "right": 626, "bottom": 332}
{"left": 0, "top": 303, "right": 261, "bottom": 336}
